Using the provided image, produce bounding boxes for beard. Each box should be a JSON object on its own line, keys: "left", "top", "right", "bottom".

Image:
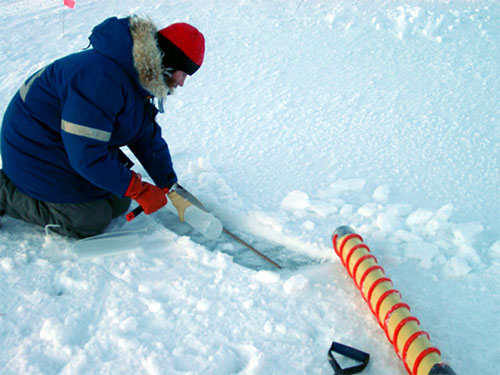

{"left": 167, "top": 86, "right": 176, "bottom": 96}
{"left": 163, "top": 69, "right": 177, "bottom": 96}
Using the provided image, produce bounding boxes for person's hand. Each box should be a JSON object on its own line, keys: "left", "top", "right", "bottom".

{"left": 125, "top": 171, "right": 168, "bottom": 214}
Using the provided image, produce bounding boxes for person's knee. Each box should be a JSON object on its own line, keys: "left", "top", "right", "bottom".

{"left": 0, "top": 169, "right": 15, "bottom": 215}
{"left": 107, "top": 196, "right": 131, "bottom": 218}
{"left": 68, "top": 209, "right": 112, "bottom": 238}
{"left": 48, "top": 200, "right": 113, "bottom": 239}
{"left": 0, "top": 170, "right": 6, "bottom": 215}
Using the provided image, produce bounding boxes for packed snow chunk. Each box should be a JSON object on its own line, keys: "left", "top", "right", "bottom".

{"left": 119, "top": 317, "right": 138, "bottom": 333}
{"left": 187, "top": 157, "right": 214, "bottom": 174}
{"left": 373, "top": 185, "right": 389, "bottom": 202}
{"left": 404, "top": 241, "right": 439, "bottom": 269}
{"left": 146, "top": 300, "right": 163, "bottom": 314}
{"left": 444, "top": 256, "right": 471, "bottom": 277}
{"left": 255, "top": 270, "right": 280, "bottom": 284}
{"left": 308, "top": 200, "right": 338, "bottom": 217}
{"left": 406, "top": 209, "right": 434, "bottom": 226}
{"left": 195, "top": 299, "right": 210, "bottom": 312}
{"left": 340, "top": 204, "right": 353, "bottom": 216}
{"left": 324, "top": 12, "right": 336, "bottom": 26}
{"left": 242, "top": 299, "right": 254, "bottom": 309}
{"left": 263, "top": 321, "right": 273, "bottom": 334}
{"left": 424, "top": 218, "right": 443, "bottom": 237}
{"left": 202, "top": 251, "right": 229, "bottom": 270}
{"left": 452, "top": 222, "right": 484, "bottom": 243}
{"left": 358, "top": 203, "right": 377, "bottom": 218}
{"left": 247, "top": 211, "right": 283, "bottom": 233}
{"left": 386, "top": 204, "right": 413, "bottom": 217}
{"left": 422, "top": 204, "right": 455, "bottom": 236}
{"left": 303, "top": 220, "right": 315, "bottom": 231}
{"left": 281, "top": 190, "right": 310, "bottom": 211}
{"left": 455, "top": 243, "right": 482, "bottom": 265}
{"left": 142, "top": 353, "right": 162, "bottom": 375}
{"left": 138, "top": 284, "right": 152, "bottom": 295}
{"left": 358, "top": 223, "right": 376, "bottom": 236}
{"left": 275, "top": 323, "right": 287, "bottom": 334}
{"left": 394, "top": 229, "right": 422, "bottom": 243}
{"left": 0, "top": 257, "right": 14, "bottom": 271}
{"left": 330, "top": 179, "right": 365, "bottom": 195}
{"left": 489, "top": 240, "right": 500, "bottom": 258}
{"left": 434, "top": 204, "right": 454, "bottom": 222}
{"left": 283, "top": 274, "right": 309, "bottom": 294}
{"left": 376, "top": 212, "right": 401, "bottom": 234}
{"left": 40, "top": 318, "right": 66, "bottom": 345}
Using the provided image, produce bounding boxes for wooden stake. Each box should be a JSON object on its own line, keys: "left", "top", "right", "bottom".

{"left": 223, "top": 228, "right": 281, "bottom": 269}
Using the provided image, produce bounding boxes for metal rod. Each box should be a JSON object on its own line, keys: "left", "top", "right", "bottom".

{"left": 223, "top": 228, "right": 281, "bottom": 269}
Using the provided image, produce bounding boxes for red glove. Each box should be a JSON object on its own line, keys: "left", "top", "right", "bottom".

{"left": 125, "top": 171, "right": 168, "bottom": 214}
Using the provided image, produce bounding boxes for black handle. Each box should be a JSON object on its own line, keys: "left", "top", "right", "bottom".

{"left": 328, "top": 341, "right": 370, "bottom": 375}
{"left": 126, "top": 205, "right": 144, "bottom": 221}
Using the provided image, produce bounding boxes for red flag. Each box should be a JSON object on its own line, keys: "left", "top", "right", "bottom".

{"left": 64, "top": 0, "right": 75, "bottom": 8}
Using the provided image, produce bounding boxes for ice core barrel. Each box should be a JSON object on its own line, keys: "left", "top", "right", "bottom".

{"left": 332, "top": 226, "right": 456, "bottom": 375}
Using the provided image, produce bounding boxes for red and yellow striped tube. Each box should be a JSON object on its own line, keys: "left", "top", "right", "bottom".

{"left": 332, "top": 226, "right": 456, "bottom": 375}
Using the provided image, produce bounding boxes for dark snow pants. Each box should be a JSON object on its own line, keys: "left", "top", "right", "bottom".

{"left": 0, "top": 170, "right": 131, "bottom": 238}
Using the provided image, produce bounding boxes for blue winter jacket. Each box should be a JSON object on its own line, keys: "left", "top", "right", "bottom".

{"left": 0, "top": 16, "right": 177, "bottom": 203}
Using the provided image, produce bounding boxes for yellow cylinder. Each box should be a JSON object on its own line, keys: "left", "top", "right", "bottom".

{"left": 332, "top": 226, "right": 455, "bottom": 375}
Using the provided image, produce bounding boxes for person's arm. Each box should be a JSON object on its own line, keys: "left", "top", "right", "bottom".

{"left": 128, "top": 101, "right": 178, "bottom": 189}
{"left": 60, "top": 66, "right": 132, "bottom": 196}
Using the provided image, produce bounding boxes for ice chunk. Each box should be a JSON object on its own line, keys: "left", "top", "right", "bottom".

{"left": 330, "top": 179, "right": 365, "bottom": 195}
{"left": 386, "top": 204, "right": 412, "bottom": 217}
{"left": 146, "top": 300, "right": 163, "bottom": 314}
{"left": 340, "top": 204, "right": 353, "bottom": 216}
{"left": 406, "top": 209, "right": 434, "bottom": 226}
{"left": 358, "top": 223, "right": 376, "bottom": 236}
{"left": 404, "top": 241, "right": 439, "bottom": 266}
{"left": 119, "top": 317, "right": 138, "bottom": 333}
{"left": 0, "top": 257, "right": 14, "bottom": 271}
{"left": 40, "top": 318, "right": 65, "bottom": 344}
{"left": 490, "top": 240, "right": 500, "bottom": 258}
{"left": 281, "top": 190, "right": 310, "bottom": 210}
{"left": 255, "top": 270, "right": 280, "bottom": 284}
{"left": 248, "top": 211, "right": 284, "bottom": 233}
{"left": 275, "top": 323, "right": 287, "bottom": 334}
{"left": 455, "top": 243, "right": 481, "bottom": 265}
{"left": 358, "top": 203, "right": 377, "bottom": 217}
{"left": 138, "top": 284, "right": 152, "bottom": 295}
{"left": 444, "top": 256, "right": 471, "bottom": 277}
{"left": 424, "top": 218, "right": 443, "bottom": 237}
{"left": 376, "top": 212, "right": 400, "bottom": 234}
{"left": 264, "top": 321, "right": 273, "bottom": 333}
{"left": 434, "top": 204, "right": 453, "bottom": 222}
{"left": 187, "top": 157, "right": 214, "bottom": 174}
{"left": 452, "top": 222, "right": 484, "bottom": 243}
{"left": 283, "top": 274, "right": 309, "bottom": 294}
{"left": 308, "top": 200, "right": 338, "bottom": 217}
{"left": 373, "top": 185, "right": 389, "bottom": 202}
{"left": 303, "top": 220, "right": 315, "bottom": 230}
{"left": 195, "top": 299, "right": 210, "bottom": 312}
{"left": 394, "top": 229, "right": 422, "bottom": 243}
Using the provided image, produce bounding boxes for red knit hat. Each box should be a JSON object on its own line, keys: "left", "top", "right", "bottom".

{"left": 157, "top": 23, "right": 205, "bottom": 75}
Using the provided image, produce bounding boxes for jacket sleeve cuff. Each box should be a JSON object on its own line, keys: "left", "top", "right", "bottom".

{"left": 164, "top": 172, "right": 178, "bottom": 189}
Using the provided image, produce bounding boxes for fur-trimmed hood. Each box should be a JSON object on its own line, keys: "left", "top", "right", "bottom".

{"left": 129, "top": 16, "right": 168, "bottom": 98}
{"left": 89, "top": 16, "right": 168, "bottom": 98}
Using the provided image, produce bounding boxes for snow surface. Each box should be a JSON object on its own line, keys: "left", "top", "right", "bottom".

{"left": 1, "top": 0, "right": 499, "bottom": 374}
